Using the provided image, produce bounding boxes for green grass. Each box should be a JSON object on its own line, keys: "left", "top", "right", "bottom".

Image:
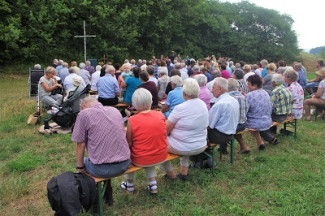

{"left": 0, "top": 73, "right": 325, "bottom": 215}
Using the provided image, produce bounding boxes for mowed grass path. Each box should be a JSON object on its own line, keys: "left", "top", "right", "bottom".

{"left": 0, "top": 74, "right": 324, "bottom": 215}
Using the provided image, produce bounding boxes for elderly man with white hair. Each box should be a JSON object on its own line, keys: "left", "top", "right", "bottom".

{"left": 163, "top": 78, "right": 209, "bottom": 180}
{"left": 90, "top": 65, "right": 102, "bottom": 91}
{"left": 208, "top": 77, "right": 239, "bottom": 154}
{"left": 58, "top": 62, "right": 69, "bottom": 83}
{"left": 55, "top": 60, "right": 64, "bottom": 73}
{"left": 162, "top": 75, "right": 185, "bottom": 118}
{"left": 191, "top": 65, "right": 201, "bottom": 77}
{"left": 97, "top": 65, "right": 120, "bottom": 106}
{"left": 78, "top": 62, "right": 91, "bottom": 85}
{"left": 63, "top": 67, "right": 86, "bottom": 93}
{"left": 194, "top": 74, "right": 211, "bottom": 110}
{"left": 269, "top": 74, "right": 292, "bottom": 134}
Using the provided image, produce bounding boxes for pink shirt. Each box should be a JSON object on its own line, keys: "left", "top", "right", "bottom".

{"left": 72, "top": 102, "right": 130, "bottom": 164}
{"left": 198, "top": 86, "right": 211, "bottom": 110}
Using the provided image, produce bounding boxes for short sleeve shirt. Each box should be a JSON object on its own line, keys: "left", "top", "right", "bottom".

{"left": 39, "top": 76, "right": 54, "bottom": 97}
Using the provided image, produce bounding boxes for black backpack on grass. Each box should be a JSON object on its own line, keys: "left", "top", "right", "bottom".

{"left": 47, "top": 171, "right": 96, "bottom": 216}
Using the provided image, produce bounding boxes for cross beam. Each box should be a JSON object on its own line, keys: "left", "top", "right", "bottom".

{"left": 74, "top": 20, "right": 96, "bottom": 62}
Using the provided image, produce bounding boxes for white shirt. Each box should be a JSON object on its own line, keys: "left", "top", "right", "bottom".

{"left": 64, "top": 73, "right": 86, "bottom": 93}
{"left": 244, "top": 72, "right": 255, "bottom": 82}
{"left": 168, "top": 98, "right": 209, "bottom": 152}
{"left": 208, "top": 93, "right": 239, "bottom": 135}
{"left": 78, "top": 69, "right": 91, "bottom": 85}
{"left": 149, "top": 77, "right": 158, "bottom": 86}
{"left": 91, "top": 71, "right": 100, "bottom": 90}
{"left": 180, "top": 70, "right": 189, "bottom": 81}
{"left": 206, "top": 78, "right": 217, "bottom": 103}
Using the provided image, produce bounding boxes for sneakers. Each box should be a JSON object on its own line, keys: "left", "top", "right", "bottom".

{"left": 47, "top": 107, "right": 59, "bottom": 115}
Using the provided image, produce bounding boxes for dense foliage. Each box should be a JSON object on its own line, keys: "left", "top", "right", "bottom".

{"left": 0, "top": 0, "right": 299, "bottom": 65}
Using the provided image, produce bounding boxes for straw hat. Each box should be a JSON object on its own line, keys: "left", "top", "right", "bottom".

{"left": 72, "top": 77, "right": 82, "bottom": 87}
{"left": 316, "top": 68, "right": 325, "bottom": 77}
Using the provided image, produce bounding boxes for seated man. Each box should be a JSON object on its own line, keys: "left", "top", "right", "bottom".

{"left": 72, "top": 96, "right": 130, "bottom": 178}
{"left": 270, "top": 74, "right": 292, "bottom": 133}
{"left": 64, "top": 67, "right": 86, "bottom": 93}
{"left": 97, "top": 65, "right": 120, "bottom": 106}
{"left": 208, "top": 77, "right": 239, "bottom": 154}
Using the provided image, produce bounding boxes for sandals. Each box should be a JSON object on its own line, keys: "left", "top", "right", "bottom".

{"left": 120, "top": 182, "right": 134, "bottom": 193}
{"left": 147, "top": 181, "right": 158, "bottom": 194}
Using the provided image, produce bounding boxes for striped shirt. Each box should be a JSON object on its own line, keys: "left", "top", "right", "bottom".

{"left": 229, "top": 91, "right": 249, "bottom": 124}
{"left": 271, "top": 84, "right": 292, "bottom": 115}
{"left": 237, "top": 79, "right": 249, "bottom": 94}
{"left": 72, "top": 102, "right": 130, "bottom": 164}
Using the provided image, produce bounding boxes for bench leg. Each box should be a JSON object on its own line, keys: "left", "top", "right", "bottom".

{"left": 96, "top": 179, "right": 112, "bottom": 216}
{"left": 230, "top": 137, "right": 234, "bottom": 165}
{"left": 294, "top": 119, "right": 297, "bottom": 139}
{"left": 212, "top": 146, "right": 216, "bottom": 175}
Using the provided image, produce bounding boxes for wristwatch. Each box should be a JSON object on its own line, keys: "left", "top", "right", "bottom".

{"left": 76, "top": 165, "right": 85, "bottom": 170}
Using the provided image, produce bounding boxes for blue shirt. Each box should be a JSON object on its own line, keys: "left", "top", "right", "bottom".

{"left": 164, "top": 87, "right": 185, "bottom": 118}
{"left": 297, "top": 69, "right": 307, "bottom": 88}
{"left": 124, "top": 77, "right": 142, "bottom": 104}
{"left": 205, "top": 72, "right": 212, "bottom": 82}
{"left": 261, "top": 67, "right": 267, "bottom": 77}
{"left": 97, "top": 74, "right": 120, "bottom": 99}
{"left": 208, "top": 93, "right": 239, "bottom": 135}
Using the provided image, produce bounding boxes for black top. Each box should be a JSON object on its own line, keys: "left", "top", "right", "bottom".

{"left": 138, "top": 81, "right": 159, "bottom": 107}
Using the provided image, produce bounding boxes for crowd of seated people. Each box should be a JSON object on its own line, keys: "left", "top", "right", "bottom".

{"left": 35, "top": 55, "right": 325, "bottom": 196}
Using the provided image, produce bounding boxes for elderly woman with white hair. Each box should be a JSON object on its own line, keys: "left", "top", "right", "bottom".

{"left": 163, "top": 78, "right": 209, "bottom": 180}
{"left": 162, "top": 75, "right": 185, "bottom": 118}
{"left": 121, "top": 88, "right": 174, "bottom": 193}
{"left": 269, "top": 74, "right": 292, "bottom": 134}
{"left": 157, "top": 66, "right": 169, "bottom": 100}
{"left": 38, "top": 66, "right": 63, "bottom": 108}
{"left": 283, "top": 68, "right": 304, "bottom": 119}
{"left": 90, "top": 65, "right": 102, "bottom": 91}
{"left": 228, "top": 78, "right": 250, "bottom": 153}
{"left": 78, "top": 62, "right": 91, "bottom": 85}
{"left": 194, "top": 74, "right": 211, "bottom": 110}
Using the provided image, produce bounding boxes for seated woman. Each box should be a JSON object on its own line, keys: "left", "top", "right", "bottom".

{"left": 157, "top": 67, "right": 169, "bottom": 100}
{"left": 246, "top": 75, "right": 278, "bottom": 150}
{"left": 163, "top": 78, "right": 209, "bottom": 180}
{"left": 38, "top": 66, "right": 63, "bottom": 108}
{"left": 162, "top": 75, "right": 185, "bottom": 118}
{"left": 283, "top": 68, "right": 304, "bottom": 119}
{"left": 121, "top": 67, "right": 142, "bottom": 104}
{"left": 194, "top": 74, "right": 211, "bottom": 110}
{"left": 303, "top": 68, "right": 325, "bottom": 121}
{"left": 262, "top": 63, "right": 277, "bottom": 95}
{"left": 138, "top": 71, "right": 159, "bottom": 108}
{"left": 121, "top": 88, "right": 174, "bottom": 194}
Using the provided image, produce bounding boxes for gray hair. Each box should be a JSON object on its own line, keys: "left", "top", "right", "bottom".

{"left": 211, "top": 69, "right": 221, "bottom": 79}
{"left": 272, "top": 74, "right": 283, "bottom": 86}
{"left": 58, "top": 60, "right": 63, "bottom": 65}
{"left": 34, "top": 64, "right": 41, "bottom": 69}
{"left": 192, "top": 65, "right": 200, "bottom": 73}
{"left": 69, "top": 67, "right": 76, "bottom": 74}
{"left": 96, "top": 65, "right": 102, "bottom": 71}
{"left": 194, "top": 74, "right": 207, "bottom": 87}
{"left": 233, "top": 68, "right": 244, "bottom": 79}
{"left": 294, "top": 63, "right": 302, "bottom": 70}
{"left": 228, "top": 78, "right": 239, "bottom": 91}
{"left": 183, "top": 78, "right": 199, "bottom": 98}
{"left": 105, "top": 65, "right": 115, "bottom": 73}
{"left": 283, "top": 67, "right": 298, "bottom": 82}
{"left": 260, "top": 59, "right": 268, "bottom": 66}
{"left": 63, "top": 62, "right": 68, "bottom": 67}
{"left": 86, "top": 61, "right": 91, "bottom": 65}
{"left": 158, "top": 67, "right": 168, "bottom": 75}
{"left": 79, "top": 62, "right": 86, "bottom": 69}
{"left": 214, "top": 77, "right": 228, "bottom": 91}
{"left": 132, "top": 88, "right": 152, "bottom": 111}
{"left": 80, "top": 96, "right": 97, "bottom": 108}
{"left": 277, "top": 67, "right": 286, "bottom": 75}
{"left": 170, "top": 75, "right": 183, "bottom": 87}
{"left": 174, "top": 63, "right": 182, "bottom": 70}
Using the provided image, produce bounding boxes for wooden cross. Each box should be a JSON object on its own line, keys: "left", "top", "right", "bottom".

{"left": 102, "top": 54, "right": 108, "bottom": 64}
{"left": 74, "top": 20, "right": 96, "bottom": 62}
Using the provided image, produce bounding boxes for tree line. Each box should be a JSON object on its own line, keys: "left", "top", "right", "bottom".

{"left": 0, "top": 0, "right": 299, "bottom": 65}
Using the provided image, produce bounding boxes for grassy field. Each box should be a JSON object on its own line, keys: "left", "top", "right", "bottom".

{"left": 0, "top": 72, "right": 324, "bottom": 216}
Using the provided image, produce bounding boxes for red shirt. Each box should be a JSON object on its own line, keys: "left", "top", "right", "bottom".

{"left": 129, "top": 110, "right": 168, "bottom": 165}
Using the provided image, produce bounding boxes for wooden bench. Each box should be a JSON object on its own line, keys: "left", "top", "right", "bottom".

{"left": 89, "top": 90, "right": 98, "bottom": 95}
{"left": 86, "top": 153, "right": 181, "bottom": 216}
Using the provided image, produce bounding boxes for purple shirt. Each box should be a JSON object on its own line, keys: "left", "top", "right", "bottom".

{"left": 72, "top": 102, "right": 130, "bottom": 164}
{"left": 198, "top": 86, "right": 211, "bottom": 110}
